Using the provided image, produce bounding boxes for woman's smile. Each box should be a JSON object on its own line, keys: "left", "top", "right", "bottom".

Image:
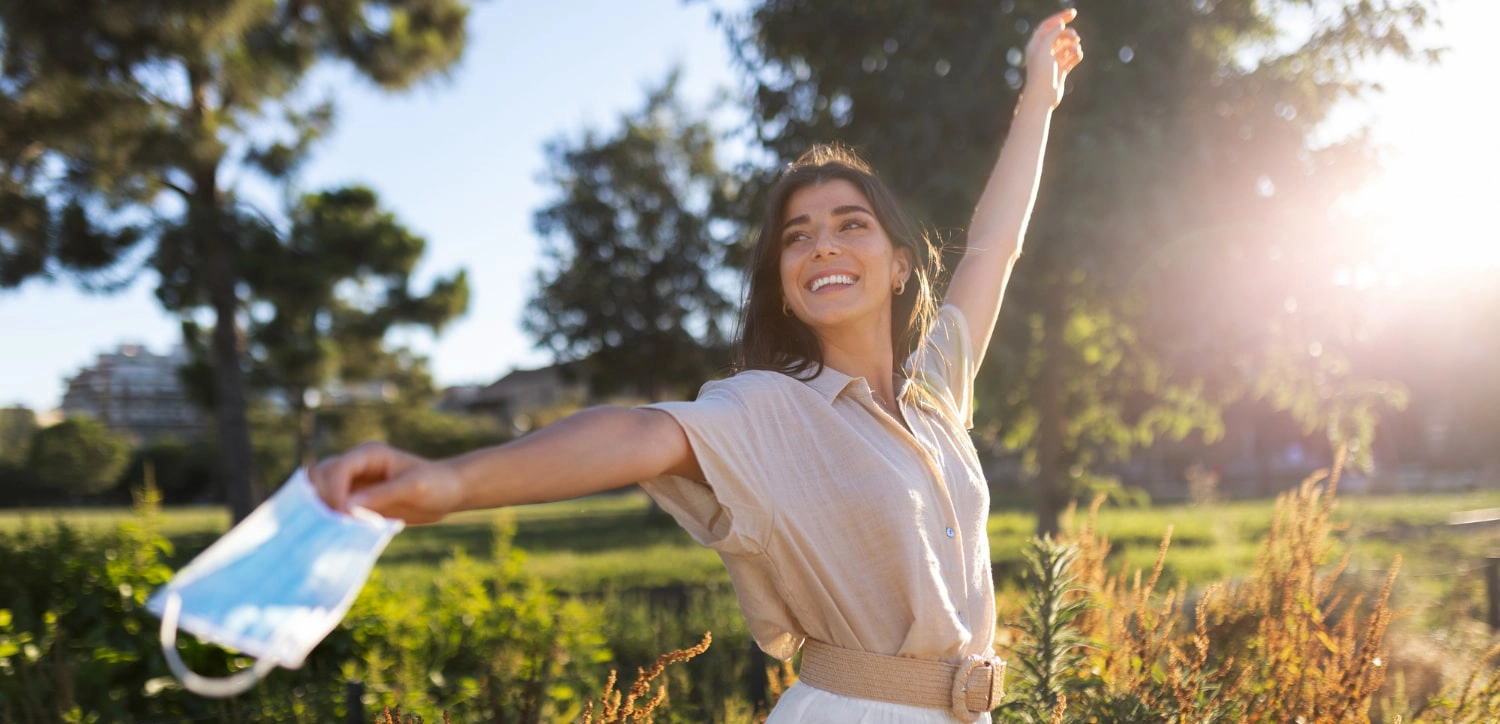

{"left": 807, "top": 272, "right": 860, "bottom": 293}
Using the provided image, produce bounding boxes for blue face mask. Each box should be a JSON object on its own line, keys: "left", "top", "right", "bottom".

{"left": 146, "top": 469, "right": 403, "bottom": 698}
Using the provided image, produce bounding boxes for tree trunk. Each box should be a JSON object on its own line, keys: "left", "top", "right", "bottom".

{"left": 1035, "top": 277, "right": 1067, "bottom": 538}
{"left": 186, "top": 66, "right": 259, "bottom": 522}
{"left": 1252, "top": 405, "right": 1273, "bottom": 498}
{"left": 200, "top": 202, "right": 261, "bottom": 522}
{"left": 291, "top": 390, "right": 315, "bottom": 470}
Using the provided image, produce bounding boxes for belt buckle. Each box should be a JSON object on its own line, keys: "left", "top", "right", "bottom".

{"left": 950, "top": 654, "right": 1005, "bottom": 722}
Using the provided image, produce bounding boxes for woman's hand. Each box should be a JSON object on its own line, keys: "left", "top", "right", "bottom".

{"left": 309, "top": 442, "right": 464, "bottom": 525}
{"left": 1025, "top": 9, "right": 1084, "bottom": 109}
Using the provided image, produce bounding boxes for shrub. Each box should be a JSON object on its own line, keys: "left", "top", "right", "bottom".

{"left": 0, "top": 492, "right": 621, "bottom": 723}
{"left": 1012, "top": 465, "right": 1404, "bottom": 723}
{"left": 344, "top": 513, "right": 613, "bottom": 723}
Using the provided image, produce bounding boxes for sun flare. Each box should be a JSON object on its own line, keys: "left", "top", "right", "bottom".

{"left": 1342, "top": 0, "right": 1500, "bottom": 282}
{"left": 1352, "top": 146, "right": 1500, "bottom": 281}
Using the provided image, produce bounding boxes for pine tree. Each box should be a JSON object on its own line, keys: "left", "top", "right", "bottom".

{"left": 0, "top": 0, "right": 471, "bottom": 519}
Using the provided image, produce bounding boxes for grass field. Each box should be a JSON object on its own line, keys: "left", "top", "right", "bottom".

{"left": 7, "top": 483, "right": 1500, "bottom": 610}
{"left": 8, "top": 483, "right": 1500, "bottom": 722}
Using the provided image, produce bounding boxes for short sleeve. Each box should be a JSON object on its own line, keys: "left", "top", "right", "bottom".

{"left": 637, "top": 380, "right": 774, "bottom": 556}
{"left": 906, "top": 304, "right": 978, "bottom": 429}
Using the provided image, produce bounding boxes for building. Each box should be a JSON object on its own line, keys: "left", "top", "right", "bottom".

{"left": 60, "top": 344, "right": 208, "bottom": 441}
{"left": 444, "top": 363, "right": 588, "bottom": 433}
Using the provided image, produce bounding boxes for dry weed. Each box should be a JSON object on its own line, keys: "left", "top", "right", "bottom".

{"left": 578, "top": 632, "right": 713, "bottom": 724}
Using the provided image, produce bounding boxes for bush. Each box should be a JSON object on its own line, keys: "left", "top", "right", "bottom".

{"left": 343, "top": 513, "right": 612, "bottom": 723}
{"left": 0, "top": 484, "right": 286, "bottom": 723}
{"left": 0, "top": 492, "right": 626, "bottom": 723}
{"left": 26, "top": 418, "right": 131, "bottom": 500}
{"left": 999, "top": 466, "right": 1403, "bottom": 723}
{"left": 117, "top": 439, "right": 221, "bottom": 504}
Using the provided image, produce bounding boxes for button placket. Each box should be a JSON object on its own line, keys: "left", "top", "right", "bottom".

{"left": 854, "top": 381, "right": 970, "bottom": 587}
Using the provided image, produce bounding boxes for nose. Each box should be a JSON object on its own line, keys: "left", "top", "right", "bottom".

{"left": 811, "top": 228, "right": 840, "bottom": 258}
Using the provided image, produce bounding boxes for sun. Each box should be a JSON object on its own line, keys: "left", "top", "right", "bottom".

{"left": 1341, "top": 0, "right": 1500, "bottom": 281}
{"left": 1353, "top": 145, "right": 1500, "bottom": 281}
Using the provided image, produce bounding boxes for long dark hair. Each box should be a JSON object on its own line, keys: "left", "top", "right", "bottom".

{"left": 735, "top": 144, "right": 944, "bottom": 386}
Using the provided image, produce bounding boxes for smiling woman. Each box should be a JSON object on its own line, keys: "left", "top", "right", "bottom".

{"left": 308, "top": 9, "right": 1084, "bottom": 721}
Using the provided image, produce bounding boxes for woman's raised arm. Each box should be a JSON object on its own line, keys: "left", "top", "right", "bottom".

{"left": 310, "top": 406, "right": 701, "bottom": 524}
{"left": 943, "top": 9, "right": 1082, "bottom": 368}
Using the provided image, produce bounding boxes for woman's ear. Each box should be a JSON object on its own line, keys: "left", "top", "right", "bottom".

{"left": 894, "top": 246, "right": 914, "bottom": 285}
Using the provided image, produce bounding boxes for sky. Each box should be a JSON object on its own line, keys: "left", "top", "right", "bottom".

{"left": 0, "top": 0, "right": 1494, "bottom": 412}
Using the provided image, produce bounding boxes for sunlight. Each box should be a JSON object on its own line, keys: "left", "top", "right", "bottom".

{"left": 1353, "top": 145, "right": 1500, "bottom": 281}
{"left": 1342, "top": 0, "right": 1500, "bottom": 282}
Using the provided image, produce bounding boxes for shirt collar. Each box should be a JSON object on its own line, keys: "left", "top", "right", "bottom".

{"left": 802, "top": 363, "right": 915, "bottom": 407}
{"left": 803, "top": 364, "right": 858, "bottom": 403}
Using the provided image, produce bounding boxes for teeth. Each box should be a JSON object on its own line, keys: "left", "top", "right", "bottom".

{"left": 810, "top": 274, "right": 856, "bottom": 292}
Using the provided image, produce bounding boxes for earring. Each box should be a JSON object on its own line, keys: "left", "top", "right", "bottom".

{"left": 894, "top": 278, "right": 907, "bottom": 296}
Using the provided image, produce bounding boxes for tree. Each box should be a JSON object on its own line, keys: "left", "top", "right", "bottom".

{"left": 233, "top": 185, "right": 467, "bottom": 466}
{"left": 0, "top": 407, "right": 40, "bottom": 503}
{"left": 0, "top": 0, "right": 470, "bottom": 521}
{"left": 729, "top": 0, "right": 1435, "bottom": 533}
{"left": 0, "top": 406, "right": 36, "bottom": 464}
{"left": 527, "top": 71, "right": 738, "bottom": 401}
{"left": 27, "top": 417, "right": 131, "bottom": 499}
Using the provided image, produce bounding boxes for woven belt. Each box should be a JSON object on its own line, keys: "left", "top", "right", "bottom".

{"left": 797, "top": 639, "right": 1005, "bottom": 723}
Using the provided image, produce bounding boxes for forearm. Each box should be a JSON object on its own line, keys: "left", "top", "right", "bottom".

{"left": 967, "top": 93, "right": 1054, "bottom": 265}
{"left": 945, "top": 94, "right": 1056, "bottom": 359}
{"left": 446, "top": 406, "right": 684, "bottom": 512}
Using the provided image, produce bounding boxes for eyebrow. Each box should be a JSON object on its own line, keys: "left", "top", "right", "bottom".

{"left": 781, "top": 205, "right": 875, "bottom": 232}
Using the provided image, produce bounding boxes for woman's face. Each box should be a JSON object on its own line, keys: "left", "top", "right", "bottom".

{"left": 778, "top": 179, "right": 911, "bottom": 338}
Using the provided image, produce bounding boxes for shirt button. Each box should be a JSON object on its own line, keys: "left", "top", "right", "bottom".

{"left": 945, "top": 527, "right": 956, "bottom": 538}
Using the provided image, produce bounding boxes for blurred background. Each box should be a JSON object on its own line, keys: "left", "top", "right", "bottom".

{"left": 2, "top": 0, "right": 1499, "bottom": 721}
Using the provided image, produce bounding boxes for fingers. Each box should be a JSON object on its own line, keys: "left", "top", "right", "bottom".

{"left": 1054, "top": 28, "right": 1081, "bottom": 51}
{"left": 348, "top": 461, "right": 456, "bottom": 525}
{"left": 310, "top": 442, "right": 403, "bottom": 513}
{"left": 1065, "top": 42, "right": 1085, "bottom": 69}
{"left": 1055, "top": 28, "right": 1084, "bottom": 72}
{"left": 1039, "top": 8, "right": 1078, "bottom": 34}
{"left": 1029, "top": 10, "right": 1081, "bottom": 58}
{"left": 346, "top": 473, "right": 419, "bottom": 519}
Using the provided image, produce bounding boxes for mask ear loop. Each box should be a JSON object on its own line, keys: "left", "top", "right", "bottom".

{"left": 159, "top": 591, "right": 280, "bottom": 698}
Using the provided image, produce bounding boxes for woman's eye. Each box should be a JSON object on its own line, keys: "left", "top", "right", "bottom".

{"left": 783, "top": 232, "right": 808, "bottom": 246}
{"left": 841, "top": 220, "right": 866, "bottom": 231}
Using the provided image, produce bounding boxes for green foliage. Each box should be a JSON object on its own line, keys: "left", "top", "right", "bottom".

{"left": 178, "top": 186, "right": 471, "bottom": 467}
{"left": 0, "top": 485, "right": 236, "bottom": 723}
{"left": 0, "top": 497, "right": 622, "bottom": 723}
{"left": 345, "top": 515, "right": 612, "bottom": 723}
{"left": 0, "top": 407, "right": 37, "bottom": 464}
{"left": 528, "top": 69, "right": 738, "bottom": 400}
{"left": 383, "top": 406, "right": 509, "bottom": 461}
{"left": 0, "top": 0, "right": 473, "bottom": 521}
{"left": 243, "top": 186, "right": 469, "bottom": 409}
{"left": 997, "top": 537, "right": 1098, "bottom": 723}
{"left": 116, "top": 438, "right": 221, "bottom": 504}
{"left": 10, "top": 485, "right": 1500, "bottom": 721}
{"left": 25, "top": 418, "right": 131, "bottom": 498}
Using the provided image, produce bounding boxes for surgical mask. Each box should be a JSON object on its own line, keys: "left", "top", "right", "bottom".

{"left": 146, "top": 468, "right": 403, "bottom": 698}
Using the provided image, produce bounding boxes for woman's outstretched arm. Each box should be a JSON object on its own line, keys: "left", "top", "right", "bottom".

{"left": 310, "top": 407, "right": 700, "bottom": 524}
{"left": 943, "top": 9, "right": 1082, "bottom": 368}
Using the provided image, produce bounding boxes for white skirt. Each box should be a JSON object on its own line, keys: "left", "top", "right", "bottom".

{"left": 767, "top": 682, "right": 993, "bottom": 724}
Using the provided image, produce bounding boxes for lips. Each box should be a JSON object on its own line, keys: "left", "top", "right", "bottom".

{"left": 807, "top": 273, "right": 858, "bottom": 292}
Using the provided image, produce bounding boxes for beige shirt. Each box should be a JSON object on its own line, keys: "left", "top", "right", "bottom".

{"left": 641, "top": 305, "right": 992, "bottom": 664}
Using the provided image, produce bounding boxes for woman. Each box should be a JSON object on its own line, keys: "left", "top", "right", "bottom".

{"left": 313, "top": 11, "right": 1082, "bottom": 722}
